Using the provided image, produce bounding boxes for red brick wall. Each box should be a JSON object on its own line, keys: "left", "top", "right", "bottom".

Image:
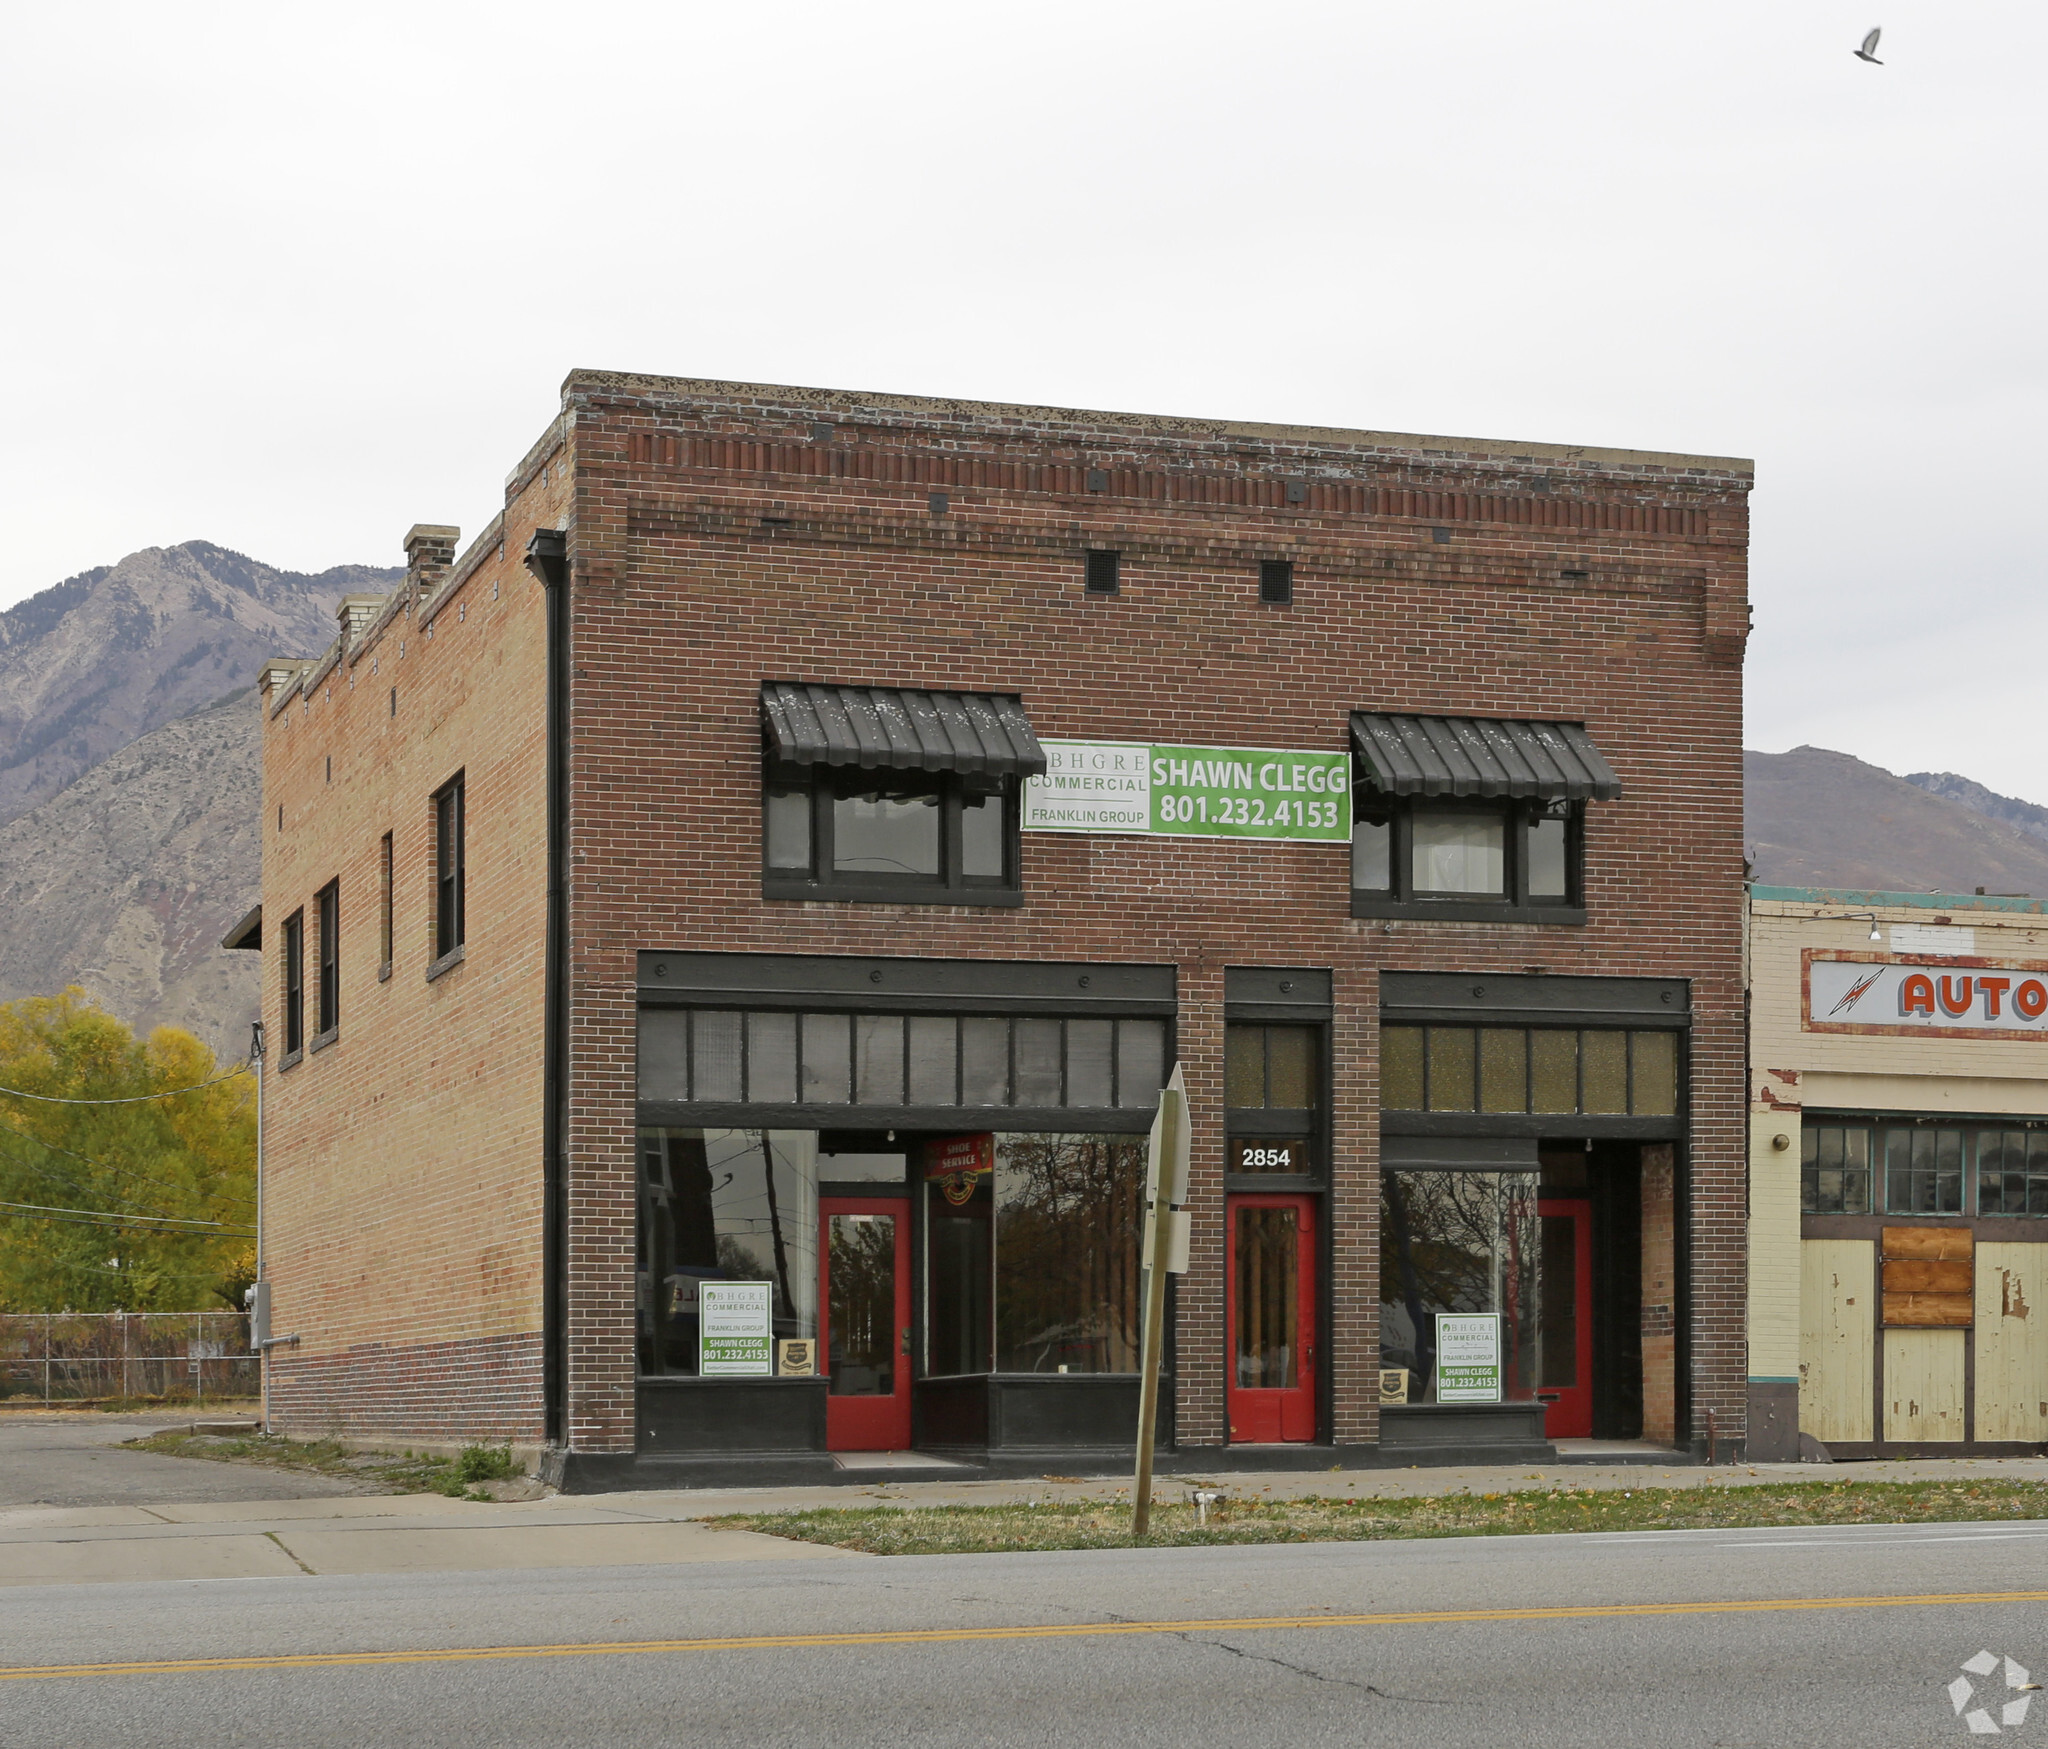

{"left": 551, "top": 374, "right": 1751, "bottom": 1459}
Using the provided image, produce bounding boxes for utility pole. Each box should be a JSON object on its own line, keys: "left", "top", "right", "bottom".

{"left": 1132, "top": 1065, "right": 1190, "bottom": 1538}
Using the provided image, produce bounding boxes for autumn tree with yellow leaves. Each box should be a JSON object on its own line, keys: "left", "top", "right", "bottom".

{"left": 0, "top": 990, "right": 256, "bottom": 1312}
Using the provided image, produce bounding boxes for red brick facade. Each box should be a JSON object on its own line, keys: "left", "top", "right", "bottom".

{"left": 260, "top": 372, "right": 1750, "bottom": 1468}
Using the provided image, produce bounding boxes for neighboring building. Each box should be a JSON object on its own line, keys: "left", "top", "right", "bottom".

{"left": 248, "top": 373, "right": 1752, "bottom": 1486}
{"left": 1749, "top": 887, "right": 2048, "bottom": 1459}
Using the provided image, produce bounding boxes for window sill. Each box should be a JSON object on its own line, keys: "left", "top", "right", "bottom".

{"left": 278, "top": 1048, "right": 304, "bottom": 1072}
{"left": 1351, "top": 896, "right": 1587, "bottom": 926}
{"left": 308, "top": 1027, "right": 339, "bottom": 1055}
{"left": 762, "top": 880, "right": 1025, "bottom": 909}
{"left": 377, "top": 962, "right": 392, "bottom": 984}
{"left": 427, "top": 944, "right": 467, "bottom": 982}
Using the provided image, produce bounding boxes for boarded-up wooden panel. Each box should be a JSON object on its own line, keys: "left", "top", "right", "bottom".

{"left": 1884, "top": 1291, "right": 1975, "bottom": 1327}
{"left": 1884, "top": 1328, "right": 1965, "bottom": 1441}
{"left": 1800, "top": 1240, "right": 1874, "bottom": 1443}
{"left": 1882, "top": 1227, "right": 1974, "bottom": 1262}
{"left": 1975, "top": 1244, "right": 2048, "bottom": 1442}
{"left": 1883, "top": 1260, "right": 1974, "bottom": 1295}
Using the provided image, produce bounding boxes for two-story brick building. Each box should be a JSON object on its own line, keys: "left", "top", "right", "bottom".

{"left": 245, "top": 372, "right": 1752, "bottom": 1487}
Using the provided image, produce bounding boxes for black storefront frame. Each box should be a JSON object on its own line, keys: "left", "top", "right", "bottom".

{"left": 1378, "top": 972, "right": 1695, "bottom": 1460}
{"left": 633, "top": 952, "right": 1177, "bottom": 1476}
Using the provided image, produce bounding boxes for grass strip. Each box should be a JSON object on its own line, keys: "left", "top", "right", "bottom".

{"left": 127, "top": 1428, "right": 519, "bottom": 1498}
{"left": 715, "top": 1479, "right": 2048, "bottom": 1555}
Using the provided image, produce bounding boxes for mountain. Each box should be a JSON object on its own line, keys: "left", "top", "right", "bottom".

{"left": 0, "top": 542, "right": 396, "bottom": 830}
{"left": 0, "top": 688, "right": 262, "bottom": 1058}
{"left": 1901, "top": 770, "right": 2048, "bottom": 849}
{"left": 1746, "top": 746, "right": 2048, "bottom": 897}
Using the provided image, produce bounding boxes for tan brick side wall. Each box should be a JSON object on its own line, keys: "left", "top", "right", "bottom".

{"left": 556, "top": 382, "right": 1750, "bottom": 1457}
{"left": 260, "top": 460, "right": 571, "bottom": 1439}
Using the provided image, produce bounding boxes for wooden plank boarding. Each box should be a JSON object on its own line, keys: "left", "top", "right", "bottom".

{"left": 1881, "top": 1227, "right": 1973, "bottom": 1263}
{"left": 1882, "top": 1292, "right": 1974, "bottom": 1328}
{"left": 1882, "top": 1260, "right": 1973, "bottom": 1295}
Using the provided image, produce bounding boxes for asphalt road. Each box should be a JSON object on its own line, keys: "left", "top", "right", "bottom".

{"left": 5, "top": 1519, "right": 2046, "bottom": 1747}
{"left": 0, "top": 1414, "right": 362, "bottom": 1509}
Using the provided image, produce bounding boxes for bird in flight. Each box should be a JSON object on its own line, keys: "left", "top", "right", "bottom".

{"left": 1855, "top": 27, "right": 1884, "bottom": 63}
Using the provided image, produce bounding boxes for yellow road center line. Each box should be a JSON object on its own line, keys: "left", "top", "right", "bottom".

{"left": 6, "top": 1589, "right": 2048, "bottom": 1683}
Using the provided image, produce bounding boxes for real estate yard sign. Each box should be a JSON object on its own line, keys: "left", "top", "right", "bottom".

{"left": 1433, "top": 1313, "right": 1502, "bottom": 1403}
{"left": 1022, "top": 740, "right": 1349, "bottom": 842}
{"left": 699, "top": 1281, "right": 774, "bottom": 1377}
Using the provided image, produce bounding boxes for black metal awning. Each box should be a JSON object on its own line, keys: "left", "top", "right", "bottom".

{"left": 762, "top": 683, "right": 1047, "bottom": 779}
{"left": 1350, "top": 714, "right": 1622, "bottom": 801}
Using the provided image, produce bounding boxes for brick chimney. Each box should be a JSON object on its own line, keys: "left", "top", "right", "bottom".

{"left": 404, "top": 524, "right": 460, "bottom": 611}
{"left": 335, "top": 593, "right": 385, "bottom": 654}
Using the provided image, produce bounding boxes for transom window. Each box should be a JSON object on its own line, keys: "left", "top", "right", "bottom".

{"left": 1381, "top": 1026, "right": 1679, "bottom": 1118}
{"left": 1226, "top": 1023, "right": 1324, "bottom": 1179}
{"left": 639, "top": 1008, "right": 1167, "bottom": 1111}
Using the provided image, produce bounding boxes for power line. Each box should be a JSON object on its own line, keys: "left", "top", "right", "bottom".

{"left": 0, "top": 1199, "right": 255, "bottom": 1236}
{"left": 0, "top": 1066, "right": 253, "bottom": 1105}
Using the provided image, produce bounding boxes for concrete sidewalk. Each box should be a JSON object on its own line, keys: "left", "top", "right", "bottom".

{"left": 7, "top": 1452, "right": 2048, "bottom": 1586}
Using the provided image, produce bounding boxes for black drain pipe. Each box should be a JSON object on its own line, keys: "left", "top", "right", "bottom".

{"left": 524, "top": 527, "right": 570, "bottom": 1455}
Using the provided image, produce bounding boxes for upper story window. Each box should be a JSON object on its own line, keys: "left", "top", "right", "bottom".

{"left": 315, "top": 880, "right": 340, "bottom": 1040}
{"left": 281, "top": 909, "right": 305, "bottom": 1062}
{"left": 760, "top": 683, "right": 1044, "bottom": 907}
{"left": 434, "top": 772, "right": 466, "bottom": 964}
{"left": 1350, "top": 713, "right": 1620, "bottom": 924}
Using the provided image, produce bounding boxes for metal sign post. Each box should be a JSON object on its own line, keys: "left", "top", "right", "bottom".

{"left": 1132, "top": 1064, "right": 1191, "bottom": 1538}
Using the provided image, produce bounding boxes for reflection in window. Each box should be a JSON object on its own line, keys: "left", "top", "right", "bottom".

{"left": 926, "top": 1165, "right": 992, "bottom": 1376}
{"left": 1379, "top": 1170, "right": 1540, "bottom": 1403}
{"left": 1886, "top": 1127, "right": 1964, "bottom": 1215}
{"left": 834, "top": 786, "right": 941, "bottom": 877}
{"left": 992, "top": 1135, "right": 1145, "bottom": 1373}
{"left": 1801, "top": 1125, "right": 1871, "bottom": 1215}
{"left": 1978, "top": 1130, "right": 2048, "bottom": 1216}
{"left": 637, "top": 1129, "right": 818, "bottom": 1376}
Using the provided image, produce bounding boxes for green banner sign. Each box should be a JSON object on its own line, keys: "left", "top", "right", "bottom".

{"left": 1023, "top": 740, "right": 1350, "bottom": 842}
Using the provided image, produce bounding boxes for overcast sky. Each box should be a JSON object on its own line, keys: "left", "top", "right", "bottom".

{"left": 5, "top": 3, "right": 2042, "bottom": 794}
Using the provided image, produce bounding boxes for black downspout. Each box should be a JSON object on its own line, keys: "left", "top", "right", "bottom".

{"left": 525, "top": 528, "right": 570, "bottom": 1456}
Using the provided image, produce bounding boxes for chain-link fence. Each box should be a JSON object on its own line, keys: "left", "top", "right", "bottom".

{"left": 0, "top": 1313, "right": 257, "bottom": 1405}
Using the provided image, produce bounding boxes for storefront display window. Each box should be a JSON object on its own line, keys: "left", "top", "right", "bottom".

{"left": 1379, "top": 1170, "right": 1540, "bottom": 1403}
{"left": 923, "top": 1132, "right": 1147, "bottom": 1377}
{"left": 638, "top": 1129, "right": 819, "bottom": 1376}
{"left": 993, "top": 1135, "right": 1145, "bottom": 1373}
{"left": 1380, "top": 1026, "right": 1679, "bottom": 1118}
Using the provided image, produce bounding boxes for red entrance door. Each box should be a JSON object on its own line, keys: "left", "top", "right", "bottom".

{"left": 820, "top": 1198, "right": 912, "bottom": 1451}
{"left": 1225, "top": 1194, "right": 1316, "bottom": 1444}
{"left": 1537, "top": 1198, "right": 1593, "bottom": 1438}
